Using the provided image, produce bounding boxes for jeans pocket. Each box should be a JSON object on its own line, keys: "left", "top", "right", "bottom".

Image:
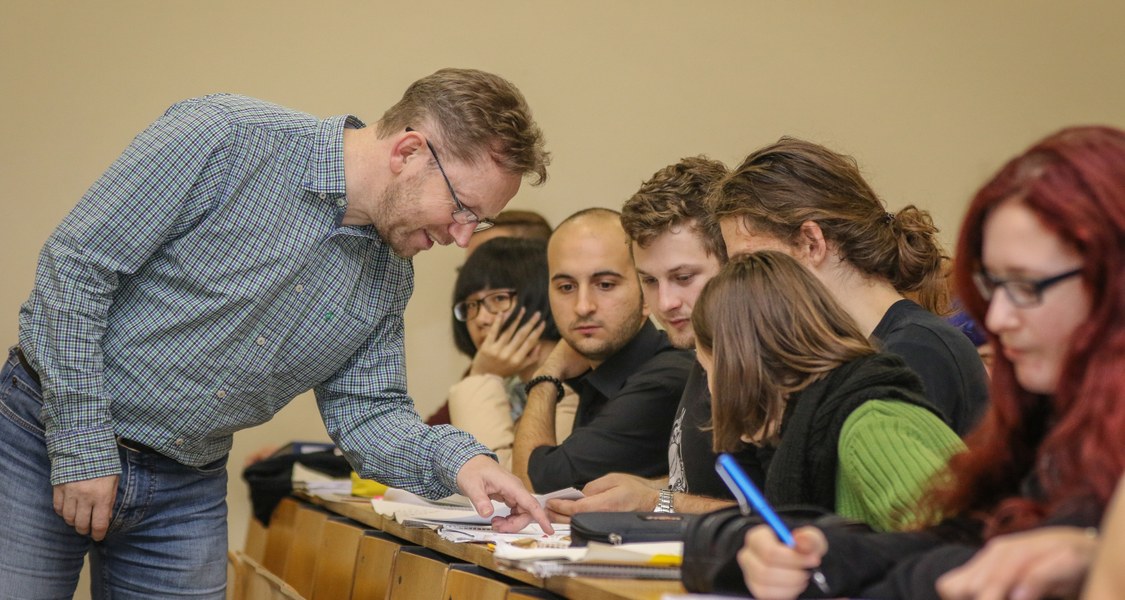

{"left": 0, "top": 373, "right": 46, "bottom": 438}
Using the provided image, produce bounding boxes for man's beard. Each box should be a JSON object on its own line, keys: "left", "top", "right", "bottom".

{"left": 372, "top": 174, "right": 426, "bottom": 258}
{"left": 564, "top": 309, "right": 647, "bottom": 363}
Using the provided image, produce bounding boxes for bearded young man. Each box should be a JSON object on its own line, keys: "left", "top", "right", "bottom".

{"left": 512, "top": 208, "right": 694, "bottom": 493}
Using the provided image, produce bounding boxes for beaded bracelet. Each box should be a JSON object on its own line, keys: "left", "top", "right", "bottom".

{"left": 524, "top": 374, "right": 566, "bottom": 402}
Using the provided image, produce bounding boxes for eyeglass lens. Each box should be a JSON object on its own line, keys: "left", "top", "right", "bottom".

{"left": 454, "top": 290, "right": 516, "bottom": 321}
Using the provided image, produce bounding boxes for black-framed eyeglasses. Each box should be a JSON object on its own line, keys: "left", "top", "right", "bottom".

{"left": 405, "top": 127, "right": 494, "bottom": 233}
{"left": 453, "top": 289, "right": 517, "bottom": 322}
{"left": 972, "top": 267, "right": 1082, "bottom": 308}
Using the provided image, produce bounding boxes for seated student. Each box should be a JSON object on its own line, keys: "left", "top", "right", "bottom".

{"left": 709, "top": 137, "right": 990, "bottom": 436}
{"left": 737, "top": 126, "right": 1125, "bottom": 600}
{"left": 443, "top": 237, "right": 577, "bottom": 469}
{"left": 427, "top": 208, "right": 552, "bottom": 425}
{"left": 512, "top": 208, "right": 695, "bottom": 492}
{"left": 694, "top": 251, "right": 963, "bottom": 532}
{"left": 548, "top": 156, "right": 747, "bottom": 520}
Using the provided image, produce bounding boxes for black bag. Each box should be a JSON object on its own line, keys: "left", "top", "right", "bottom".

{"left": 570, "top": 512, "right": 695, "bottom": 547}
{"left": 681, "top": 505, "right": 870, "bottom": 594}
{"left": 241, "top": 449, "right": 351, "bottom": 525}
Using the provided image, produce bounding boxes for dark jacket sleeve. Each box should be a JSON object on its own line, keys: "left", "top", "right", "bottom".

{"left": 526, "top": 352, "right": 691, "bottom": 492}
{"left": 849, "top": 511, "right": 1099, "bottom": 599}
{"left": 806, "top": 528, "right": 951, "bottom": 598}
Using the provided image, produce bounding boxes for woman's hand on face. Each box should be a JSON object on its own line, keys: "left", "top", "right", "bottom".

{"left": 469, "top": 308, "right": 546, "bottom": 378}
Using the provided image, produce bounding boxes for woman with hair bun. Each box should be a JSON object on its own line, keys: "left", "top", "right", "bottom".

{"left": 737, "top": 126, "right": 1125, "bottom": 600}
{"left": 709, "top": 137, "right": 989, "bottom": 436}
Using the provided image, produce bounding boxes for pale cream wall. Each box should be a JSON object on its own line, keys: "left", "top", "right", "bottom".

{"left": 2, "top": 0, "right": 1123, "bottom": 587}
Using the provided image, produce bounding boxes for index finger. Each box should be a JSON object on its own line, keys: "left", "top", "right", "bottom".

{"left": 511, "top": 493, "right": 554, "bottom": 534}
{"left": 90, "top": 498, "right": 114, "bottom": 541}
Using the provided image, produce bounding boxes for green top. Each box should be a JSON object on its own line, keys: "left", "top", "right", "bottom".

{"left": 835, "top": 400, "right": 965, "bottom": 532}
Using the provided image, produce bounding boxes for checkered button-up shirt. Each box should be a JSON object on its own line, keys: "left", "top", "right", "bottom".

{"left": 19, "top": 94, "right": 489, "bottom": 495}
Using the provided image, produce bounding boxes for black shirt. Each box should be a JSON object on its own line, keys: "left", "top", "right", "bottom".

{"left": 527, "top": 321, "right": 694, "bottom": 492}
{"left": 668, "top": 360, "right": 764, "bottom": 498}
{"left": 871, "top": 299, "right": 990, "bottom": 436}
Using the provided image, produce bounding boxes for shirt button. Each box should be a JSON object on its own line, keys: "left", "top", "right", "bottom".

{"left": 318, "top": 192, "right": 327, "bottom": 200}
{"left": 335, "top": 198, "right": 347, "bottom": 208}
{"left": 175, "top": 438, "right": 185, "bottom": 446}
{"left": 256, "top": 336, "right": 266, "bottom": 346}
{"left": 216, "top": 390, "right": 227, "bottom": 399}
{"left": 294, "top": 284, "right": 304, "bottom": 293}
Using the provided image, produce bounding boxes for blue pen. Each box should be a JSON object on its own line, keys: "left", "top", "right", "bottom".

{"left": 716, "top": 453, "right": 830, "bottom": 594}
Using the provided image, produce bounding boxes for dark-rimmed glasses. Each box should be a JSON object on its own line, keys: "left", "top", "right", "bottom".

{"left": 972, "top": 267, "right": 1082, "bottom": 308}
{"left": 453, "top": 289, "right": 517, "bottom": 322}
{"left": 405, "top": 127, "right": 494, "bottom": 233}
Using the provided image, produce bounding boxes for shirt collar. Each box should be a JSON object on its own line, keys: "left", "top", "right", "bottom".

{"left": 573, "top": 320, "right": 671, "bottom": 399}
{"left": 304, "top": 115, "right": 381, "bottom": 240}
{"left": 303, "top": 114, "right": 364, "bottom": 197}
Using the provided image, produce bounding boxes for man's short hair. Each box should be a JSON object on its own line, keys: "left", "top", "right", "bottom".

{"left": 491, "top": 209, "right": 552, "bottom": 240}
{"left": 377, "top": 68, "right": 550, "bottom": 185}
{"left": 620, "top": 156, "right": 728, "bottom": 261}
{"left": 554, "top": 207, "right": 623, "bottom": 235}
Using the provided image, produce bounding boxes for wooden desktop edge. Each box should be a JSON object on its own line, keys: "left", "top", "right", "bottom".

{"left": 295, "top": 491, "right": 686, "bottom": 600}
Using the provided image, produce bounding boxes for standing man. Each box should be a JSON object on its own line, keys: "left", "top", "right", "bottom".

{"left": 512, "top": 209, "right": 694, "bottom": 493}
{"left": 3, "top": 68, "right": 552, "bottom": 598}
{"left": 548, "top": 157, "right": 756, "bottom": 520}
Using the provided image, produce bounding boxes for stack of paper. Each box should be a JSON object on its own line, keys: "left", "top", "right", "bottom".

{"left": 435, "top": 523, "right": 570, "bottom": 545}
{"left": 371, "top": 486, "right": 582, "bottom": 527}
{"left": 493, "top": 540, "right": 684, "bottom": 579}
{"left": 291, "top": 462, "right": 352, "bottom": 497}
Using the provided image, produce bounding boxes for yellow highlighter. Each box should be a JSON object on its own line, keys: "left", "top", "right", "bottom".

{"left": 647, "top": 554, "right": 683, "bottom": 567}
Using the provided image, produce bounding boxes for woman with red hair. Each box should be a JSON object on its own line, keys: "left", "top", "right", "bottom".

{"left": 736, "top": 125, "right": 1125, "bottom": 600}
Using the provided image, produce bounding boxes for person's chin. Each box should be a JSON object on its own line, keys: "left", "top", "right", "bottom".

{"left": 569, "top": 338, "right": 612, "bottom": 363}
{"left": 390, "top": 231, "right": 434, "bottom": 258}
{"left": 667, "top": 330, "right": 695, "bottom": 350}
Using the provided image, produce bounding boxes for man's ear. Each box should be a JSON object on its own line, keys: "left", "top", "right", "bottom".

{"left": 797, "top": 220, "right": 829, "bottom": 267}
{"left": 388, "top": 129, "right": 427, "bottom": 175}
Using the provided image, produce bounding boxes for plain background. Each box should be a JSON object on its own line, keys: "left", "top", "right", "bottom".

{"left": 3, "top": 2, "right": 1124, "bottom": 596}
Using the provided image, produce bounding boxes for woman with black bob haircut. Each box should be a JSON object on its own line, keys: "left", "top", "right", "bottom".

{"left": 428, "top": 236, "right": 576, "bottom": 468}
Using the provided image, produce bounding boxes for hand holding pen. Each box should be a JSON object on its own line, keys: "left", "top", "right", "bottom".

{"left": 716, "top": 453, "right": 832, "bottom": 596}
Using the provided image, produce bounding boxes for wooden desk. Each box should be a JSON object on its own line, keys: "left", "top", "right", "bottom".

{"left": 299, "top": 493, "right": 686, "bottom": 600}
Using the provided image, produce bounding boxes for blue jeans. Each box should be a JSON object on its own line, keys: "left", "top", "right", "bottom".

{"left": 0, "top": 349, "right": 229, "bottom": 599}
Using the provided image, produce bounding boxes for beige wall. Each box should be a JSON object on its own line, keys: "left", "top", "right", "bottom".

{"left": 3, "top": 0, "right": 1124, "bottom": 584}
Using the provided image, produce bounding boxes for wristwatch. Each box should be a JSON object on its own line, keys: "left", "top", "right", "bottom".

{"left": 653, "top": 488, "right": 675, "bottom": 513}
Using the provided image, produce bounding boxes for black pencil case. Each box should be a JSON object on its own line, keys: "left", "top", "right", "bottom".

{"left": 569, "top": 511, "right": 694, "bottom": 547}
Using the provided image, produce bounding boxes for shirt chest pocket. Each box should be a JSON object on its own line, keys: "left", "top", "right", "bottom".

{"left": 230, "top": 297, "right": 378, "bottom": 401}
